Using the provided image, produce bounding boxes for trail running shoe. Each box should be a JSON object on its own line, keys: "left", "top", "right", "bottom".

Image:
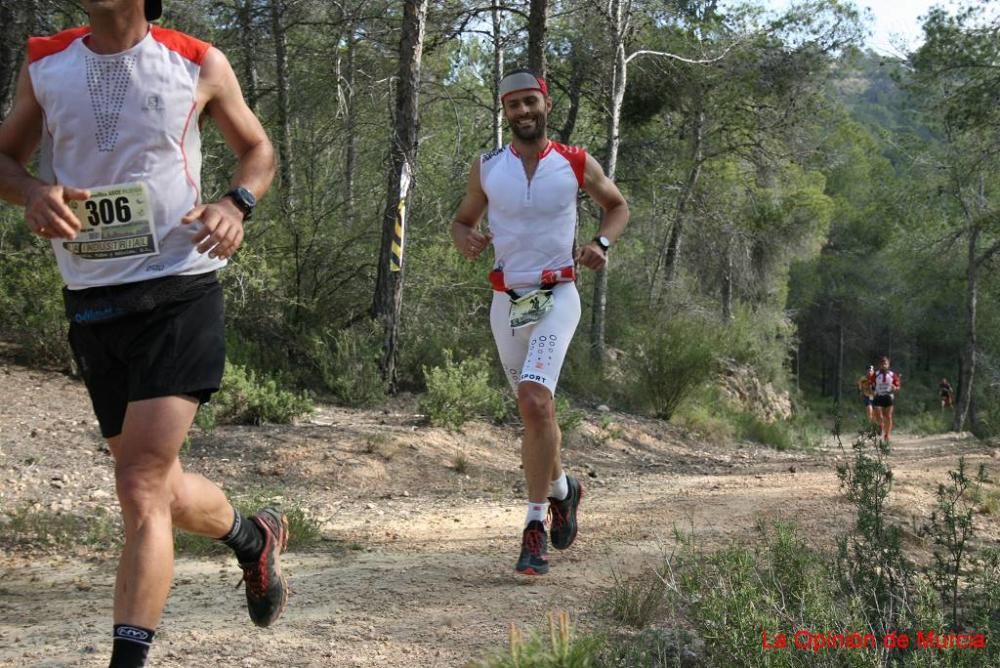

{"left": 548, "top": 475, "right": 583, "bottom": 550}
{"left": 515, "top": 520, "right": 550, "bottom": 576}
{"left": 238, "top": 507, "right": 289, "bottom": 627}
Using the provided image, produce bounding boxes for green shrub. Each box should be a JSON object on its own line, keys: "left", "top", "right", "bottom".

{"left": 477, "top": 611, "right": 603, "bottom": 668}
{"left": 624, "top": 316, "right": 722, "bottom": 420}
{"left": 556, "top": 395, "right": 586, "bottom": 435}
{"left": 737, "top": 414, "right": 794, "bottom": 451}
{"left": 597, "top": 565, "right": 668, "bottom": 629}
{"left": 420, "top": 349, "right": 508, "bottom": 429}
{"left": 4, "top": 505, "right": 121, "bottom": 549}
{"left": 309, "top": 323, "right": 386, "bottom": 406}
{"left": 197, "top": 361, "right": 313, "bottom": 428}
{"left": 0, "top": 241, "right": 71, "bottom": 368}
{"left": 910, "top": 410, "right": 951, "bottom": 436}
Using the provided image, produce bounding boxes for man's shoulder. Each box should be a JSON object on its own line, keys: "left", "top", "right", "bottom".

{"left": 28, "top": 27, "right": 89, "bottom": 64}
{"left": 150, "top": 26, "right": 212, "bottom": 65}
{"left": 549, "top": 141, "right": 586, "bottom": 157}
{"left": 480, "top": 145, "right": 507, "bottom": 164}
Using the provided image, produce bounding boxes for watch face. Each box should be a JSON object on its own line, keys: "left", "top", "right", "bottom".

{"left": 597, "top": 236, "right": 610, "bottom": 250}
{"left": 236, "top": 187, "right": 256, "bottom": 208}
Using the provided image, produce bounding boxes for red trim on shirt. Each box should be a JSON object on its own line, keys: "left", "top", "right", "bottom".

{"left": 551, "top": 141, "right": 586, "bottom": 187}
{"left": 180, "top": 102, "right": 201, "bottom": 204}
{"left": 150, "top": 26, "right": 210, "bottom": 65}
{"left": 28, "top": 27, "right": 90, "bottom": 63}
{"left": 510, "top": 140, "right": 552, "bottom": 159}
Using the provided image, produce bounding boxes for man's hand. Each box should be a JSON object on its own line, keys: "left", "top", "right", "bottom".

{"left": 182, "top": 198, "right": 246, "bottom": 259}
{"left": 24, "top": 184, "right": 88, "bottom": 240}
{"left": 457, "top": 226, "right": 493, "bottom": 260}
{"left": 575, "top": 242, "right": 607, "bottom": 271}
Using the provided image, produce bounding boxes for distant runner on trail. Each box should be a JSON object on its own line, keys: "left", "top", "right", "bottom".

{"left": 0, "top": 1, "right": 285, "bottom": 665}
{"left": 857, "top": 364, "right": 876, "bottom": 424}
{"left": 872, "top": 356, "right": 901, "bottom": 442}
{"left": 450, "top": 68, "right": 629, "bottom": 576}
{"left": 940, "top": 378, "right": 954, "bottom": 410}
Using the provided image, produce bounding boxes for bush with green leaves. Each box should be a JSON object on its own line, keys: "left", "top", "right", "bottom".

{"left": 477, "top": 611, "right": 603, "bottom": 668}
{"left": 0, "top": 238, "right": 71, "bottom": 368}
{"left": 420, "top": 349, "right": 508, "bottom": 429}
{"left": 307, "top": 322, "right": 386, "bottom": 406}
{"left": 196, "top": 360, "right": 313, "bottom": 428}
{"left": 623, "top": 315, "right": 722, "bottom": 420}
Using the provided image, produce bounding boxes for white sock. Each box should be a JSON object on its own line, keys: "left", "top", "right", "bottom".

{"left": 525, "top": 501, "right": 549, "bottom": 527}
{"left": 549, "top": 472, "right": 569, "bottom": 501}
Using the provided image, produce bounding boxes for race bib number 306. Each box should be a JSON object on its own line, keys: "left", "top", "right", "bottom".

{"left": 64, "top": 182, "right": 159, "bottom": 260}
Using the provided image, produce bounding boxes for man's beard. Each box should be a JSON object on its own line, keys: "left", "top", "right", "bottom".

{"left": 510, "top": 113, "right": 546, "bottom": 141}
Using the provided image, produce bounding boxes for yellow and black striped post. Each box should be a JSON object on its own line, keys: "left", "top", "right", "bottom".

{"left": 390, "top": 161, "right": 412, "bottom": 273}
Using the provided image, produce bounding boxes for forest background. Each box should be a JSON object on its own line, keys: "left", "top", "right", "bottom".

{"left": 2, "top": 0, "right": 1000, "bottom": 441}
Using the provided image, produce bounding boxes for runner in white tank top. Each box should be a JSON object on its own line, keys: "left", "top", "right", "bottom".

{"left": 0, "top": 1, "right": 285, "bottom": 662}
{"left": 451, "top": 68, "right": 630, "bottom": 576}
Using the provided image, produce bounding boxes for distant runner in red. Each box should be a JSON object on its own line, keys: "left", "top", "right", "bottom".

{"left": 872, "top": 356, "right": 901, "bottom": 442}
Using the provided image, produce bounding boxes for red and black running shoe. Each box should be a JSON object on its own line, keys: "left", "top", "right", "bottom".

{"left": 515, "top": 520, "right": 550, "bottom": 576}
{"left": 238, "top": 507, "right": 289, "bottom": 627}
{"left": 548, "top": 476, "right": 583, "bottom": 550}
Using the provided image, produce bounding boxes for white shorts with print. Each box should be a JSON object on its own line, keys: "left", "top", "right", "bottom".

{"left": 489, "top": 281, "right": 581, "bottom": 396}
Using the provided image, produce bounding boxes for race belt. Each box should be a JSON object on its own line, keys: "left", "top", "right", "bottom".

{"left": 489, "top": 266, "right": 576, "bottom": 294}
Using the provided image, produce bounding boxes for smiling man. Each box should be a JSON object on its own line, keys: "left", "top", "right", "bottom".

{"left": 0, "top": 1, "right": 284, "bottom": 665}
{"left": 451, "top": 68, "right": 629, "bottom": 575}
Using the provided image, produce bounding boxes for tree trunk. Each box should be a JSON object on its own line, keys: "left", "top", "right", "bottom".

{"left": 491, "top": 4, "right": 504, "bottom": 150}
{"left": 0, "top": 2, "right": 20, "bottom": 115}
{"left": 953, "top": 224, "right": 978, "bottom": 432}
{"left": 835, "top": 319, "right": 844, "bottom": 405}
{"left": 590, "top": 0, "right": 627, "bottom": 364}
{"left": 237, "top": 0, "right": 260, "bottom": 112}
{"left": 373, "top": 0, "right": 428, "bottom": 391}
{"left": 344, "top": 31, "right": 358, "bottom": 227}
{"left": 270, "top": 0, "right": 294, "bottom": 215}
{"left": 721, "top": 235, "right": 733, "bottom": 320}
{"left": 656, "top": 105, "right": 705, "bottom": 290}
{"left": 527, "top": 0, "right": 547, "bottom": 76}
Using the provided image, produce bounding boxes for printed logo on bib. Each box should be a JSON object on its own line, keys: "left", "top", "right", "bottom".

{"left": 509, "top": 289, "right": 554, "bottom": 329}
{"left": 64, "top": 182, "right": 159, "bottom": 260}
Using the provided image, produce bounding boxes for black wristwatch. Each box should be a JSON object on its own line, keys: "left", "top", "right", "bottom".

{"left": 593, "top": 235, "right": 611, "bottom": 252}
{"left": 224, "top": 186, "right": 256, "bottom": 221}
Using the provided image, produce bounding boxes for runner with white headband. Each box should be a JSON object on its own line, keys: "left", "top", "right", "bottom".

{"left": 451, "top": 67, "right": 630, "bottom": 575}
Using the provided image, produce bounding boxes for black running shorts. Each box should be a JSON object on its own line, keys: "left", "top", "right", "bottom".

{"left": 872, "top": 394, "right": 894, "bottom": 408}
{"left": 67, "top": 276, "right": 225, "bottom": 438}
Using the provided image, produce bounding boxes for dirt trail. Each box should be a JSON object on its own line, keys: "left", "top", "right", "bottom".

{"left": 1, "top": 361, "right": 997, "bottom": 667}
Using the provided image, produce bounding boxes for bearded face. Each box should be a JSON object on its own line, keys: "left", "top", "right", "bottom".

{"left": 502, "top": 90, "right": 550, "bottom": 142}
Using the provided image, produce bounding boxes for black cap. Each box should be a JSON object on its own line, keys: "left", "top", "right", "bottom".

{"left": 145, "top": 0, "right": 162, "bottom": 20}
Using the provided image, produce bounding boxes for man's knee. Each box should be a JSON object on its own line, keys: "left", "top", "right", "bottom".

{"left": 518, "top": 382, "right": 554, "bottom": 425}
{"left": 115, "top": 466, "right": 172, "bottom": 521}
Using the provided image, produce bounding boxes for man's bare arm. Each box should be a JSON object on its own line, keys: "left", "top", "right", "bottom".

{"left": 183, "top": 47, "right": 275, "bottom": 259}
{"left": 576, "top": 153, "right": 629, "bottom": 271}
{"left": 0, "top": 62, "right": 87, "bottom": 239}
{"left": 451, "top": 159, "right": 492, "bottom": 260}
{"left": 582, "top": 153, "right": 629, "bottom": 244}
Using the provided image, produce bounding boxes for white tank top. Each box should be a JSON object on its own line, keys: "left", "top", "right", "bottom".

{"left": 481, "top": 141, "right": 586, "bottom": 289}
{"left": 29, "top": 26, "right": 224, "bottom": 290}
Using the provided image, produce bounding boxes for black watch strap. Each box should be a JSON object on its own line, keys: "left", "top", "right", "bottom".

{"left": 593, "top": 235, "right": 610, "bottom": 252}
{"left": 224, "top": 186, "right": 256, "bottom": 220}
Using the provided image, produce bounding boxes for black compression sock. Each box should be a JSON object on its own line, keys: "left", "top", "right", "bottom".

{"left": 109, "top": 624, "right": 155, "bottom": 668}
{"left": 219, "top": 508, "right": 265, "bottom": 563}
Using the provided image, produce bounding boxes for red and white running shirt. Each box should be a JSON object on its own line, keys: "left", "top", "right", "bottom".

{"left": 480, "top": 141, "right": 586, "bottom": 290}
{"left": 873, "top": 370, "right": 901, "bottom": 395}
{"left": 28, "top": 26, "right": 224, "bottom": 289}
